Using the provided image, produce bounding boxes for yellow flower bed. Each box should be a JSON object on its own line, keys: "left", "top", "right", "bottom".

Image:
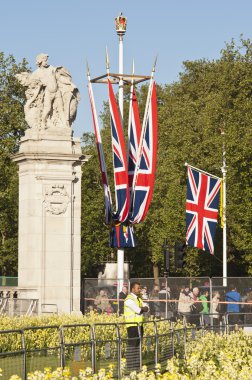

{"left": 2, "top": 329, "right": 252, "bottom": 379}
{"left": 167, "top": 330, "right": 252, "bottom": 379}
{"left": 0, "top": 313, "right": 176, "bottom": 356}
{"left": 0, "top": 312, "right": 121, "bottom": 352}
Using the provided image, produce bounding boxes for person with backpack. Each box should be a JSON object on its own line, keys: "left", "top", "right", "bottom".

{"left": 189, "top": 287, "right": 201, "bottom": 325}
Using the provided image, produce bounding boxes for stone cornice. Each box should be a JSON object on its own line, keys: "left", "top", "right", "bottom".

{"left": 12, "top": 152, "right": 91, "bottom": 164}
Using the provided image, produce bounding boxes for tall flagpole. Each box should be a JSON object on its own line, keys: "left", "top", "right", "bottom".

{"left": 221, "top": 130, "right": 227, "bottom": 287}
{"left": 115, "top": 13, "right": 127, "bottom": 293}
{"left": 131, "top": 58, "right": 156, "bottom": 197}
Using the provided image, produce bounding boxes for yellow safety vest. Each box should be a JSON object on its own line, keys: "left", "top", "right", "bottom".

{"left": 124, "top": 293, "right": 144, "bottom": 326}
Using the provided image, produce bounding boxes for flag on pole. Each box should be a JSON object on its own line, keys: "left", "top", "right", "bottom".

{"left": 128, "top": 87, "right": 141, "bottom": 193}
{"left": 186, "top": 165, "right": 221, "bottom": 254}
{"left": 88, "top": 76, "right": 112, "bottom": 224}
{"left": 110, "top": 223, "right": 135, "bottom": 248}
{"left": 129, "top": 81, "right": 158, "bottom": 224}
{"left": 108, "top": 79, "right": 130, "bottom": 224}
{"left": 88, "top": 61, "right": 158, "bottom": 248}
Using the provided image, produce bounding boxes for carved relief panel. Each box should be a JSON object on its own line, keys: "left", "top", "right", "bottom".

{"left": 44, "top": 184, "right": 70, "bottom": 215}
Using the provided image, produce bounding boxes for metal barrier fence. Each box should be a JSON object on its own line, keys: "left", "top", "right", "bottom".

{"left": 81, "top": 277, "right": 252, "bottom": 318}
{"left": 0, "top": 298, "right": 38, "bottom": 316}
{"left": 0, "top": 315, "right": 252, "bottom": 379}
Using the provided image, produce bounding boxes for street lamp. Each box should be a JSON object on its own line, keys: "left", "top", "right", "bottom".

{"left": 115, "top": 12, "right": 127, "bottom": 121}
{"left": 115, "top": 12, "right": 127, "bottom": 36}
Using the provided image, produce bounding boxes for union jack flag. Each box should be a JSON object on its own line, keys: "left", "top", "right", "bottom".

{"left": 130, "top": 81, "right": 158, "bottom": 224}
{"left": 186, "top": 166, "right": 221, "bottom": 254}
{"left": 128, "top": 87, "right": 141, "bottom": 193}
{"left": 88, "top": 65, "right": 158, "bottom": 249}
{"left": 108, "top": 79, "right": 130, "bottom": 224}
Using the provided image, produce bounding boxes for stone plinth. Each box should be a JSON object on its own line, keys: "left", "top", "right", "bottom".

{"left": 13, "top": 130, "right": 88, "bottom": 313}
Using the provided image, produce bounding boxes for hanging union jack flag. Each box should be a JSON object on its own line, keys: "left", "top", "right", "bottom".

{"left": 128, "top": 88, "right": 141, "bottom": 194}
{"left": 88, "top": 62, "right": 158, "bottom": 249}
{"left": 108, "top": 79, "right": 130, "bottom": 224}
{"left": 186, "top": 165, "right": 221, "bottom": 254}
{"left": 129, "top": 81, "right": 158, "bottom": 224}
{"left": 109, "top": 84, "right": 141, "bottom": 249}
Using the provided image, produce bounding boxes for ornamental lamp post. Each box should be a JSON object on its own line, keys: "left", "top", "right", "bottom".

{"left": 88, "top": 14, "right": 153, "bottom": 301}
{"left": 115, "top": 12, "right": 127, "bottom": 297}
{"left": 115, "top": 12, "right": 127, "bottom": 121}
{"left": 115, "top": 12, "right": 127, "bottom": 35}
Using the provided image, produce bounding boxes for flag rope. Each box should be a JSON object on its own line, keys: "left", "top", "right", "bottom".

{"left": 220, "top": 179, "right": 224, "bottom": 228}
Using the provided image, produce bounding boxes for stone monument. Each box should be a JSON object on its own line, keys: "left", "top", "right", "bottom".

{"left": 13, "top": 54, "right": 87, "bottom": 313}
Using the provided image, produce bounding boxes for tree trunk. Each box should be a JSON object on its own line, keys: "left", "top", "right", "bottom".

{"left": 153, "top": 264, "right": 159, "bottom": 285}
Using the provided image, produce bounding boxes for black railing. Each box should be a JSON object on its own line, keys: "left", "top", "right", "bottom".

{"left": 0, "top": 315, "right": 251, "bottom": 379}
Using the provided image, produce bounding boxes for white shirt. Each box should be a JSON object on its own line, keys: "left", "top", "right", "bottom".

{"left": 125, "top": 293, "right": 142, "bottom": 314}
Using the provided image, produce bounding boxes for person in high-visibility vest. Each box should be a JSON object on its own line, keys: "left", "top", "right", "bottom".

{"left": 124, "top": 281, "right": 149, "bottom": 371}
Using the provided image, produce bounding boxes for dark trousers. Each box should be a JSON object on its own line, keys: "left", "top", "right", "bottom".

{"left": 190, "top": 314, "right": 201, "bottom": 326}
{"left": 126, "top": 326, "right": 143, "bottom": 372}
{"left": 213, "top": 317, "right": 220, "bottom": 326}
{"left": 228, "top": 313, "right": 241, "bottom": 325}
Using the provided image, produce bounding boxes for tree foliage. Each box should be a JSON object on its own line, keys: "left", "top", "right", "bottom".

{"left": 82, "top": 38, "right": 252, "bottom": 277}
{"left": 0, "top": 53, "right": 29, "bottom": 275}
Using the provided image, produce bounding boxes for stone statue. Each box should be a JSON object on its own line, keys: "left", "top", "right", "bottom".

{"left": 16, "top": 53, "right": 80, "bottom": 131}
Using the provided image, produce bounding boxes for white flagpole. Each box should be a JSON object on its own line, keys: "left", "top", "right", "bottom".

{"left": 127, "top": 60, "right": 134, "bottom": 162}
{"left": 221, "top": 132, "right": 227, "bottom": 287}
{"left": 106, "top": 47, "right": 109, "bottom": 75}
{"left": 118, "top": 34, "right": 124, "bottom": 122}
{"left": 131, "top": 58, "right": 157, "bottom": 196}
{"left": 106, "top": 46, "right": 124, "bottom": 297}
{"left": 128, "top": 61, "right": 136, "bottom": 209}
{"left": 128, "top": 59, "right": 135, "bottom": 143}
{"left": 115, "top": 15, "right": 126, "bottom": 294}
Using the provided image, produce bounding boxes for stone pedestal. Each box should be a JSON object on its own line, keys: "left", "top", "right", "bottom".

{"left": 13, "top": 129, "right": 87, "bottom": 313}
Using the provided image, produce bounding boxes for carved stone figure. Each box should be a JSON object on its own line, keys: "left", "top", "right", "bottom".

{"left": 16, "top": 54, "right": 80, "bottom": 131}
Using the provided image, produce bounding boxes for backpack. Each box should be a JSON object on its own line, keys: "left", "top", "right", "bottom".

{"left": 191, "top": 300, "right": 203, "bottom": 314}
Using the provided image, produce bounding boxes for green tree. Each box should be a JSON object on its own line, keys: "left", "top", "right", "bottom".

{"left": 0, "top": 53, "right": 29, "bottom": 275}
{"left": 82, "top": 38, "right": 251, "bottom": 277}
{"left": 81, "top": 132, "right": 111, "bottom": 276}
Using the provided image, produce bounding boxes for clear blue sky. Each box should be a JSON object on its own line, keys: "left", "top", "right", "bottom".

{"left": 1, "top": 0, "right": 252, "bottom": 137}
